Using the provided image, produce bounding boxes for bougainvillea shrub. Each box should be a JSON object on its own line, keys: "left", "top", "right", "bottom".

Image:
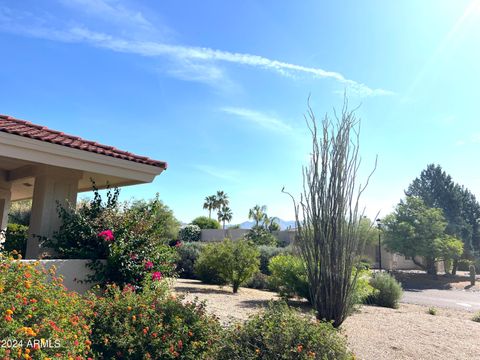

{"left": 88, "top": 278, "right": 223, "bottom": 359}
{"left": 0, "top": 253, "right": 93, "bottom": 359}
{"left": 92, "top": 231, "right": 179, "bottom": 288}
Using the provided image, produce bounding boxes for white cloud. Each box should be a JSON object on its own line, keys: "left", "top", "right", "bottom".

{"left": 58, "top": 0, "right": 153, "bottom": 30}
{"left": 0, "top": 3, "right": 393, "bottom": 97}
{"left": 221, "top": 107, "right": 292, "bottom": 133}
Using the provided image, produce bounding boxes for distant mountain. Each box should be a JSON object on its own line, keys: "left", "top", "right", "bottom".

{"left": 235, "top": 219, "right": 296, "bottom": 230}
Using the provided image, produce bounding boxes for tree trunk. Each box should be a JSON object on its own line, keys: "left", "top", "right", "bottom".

{"left": 232, "top": 282, "right": 239, "bottom": 293}
{"left": 426, "top": 257, "right": 437, "bottom": 276}
{"left": 452, "top": 259, "right": 458, "bottom": 275}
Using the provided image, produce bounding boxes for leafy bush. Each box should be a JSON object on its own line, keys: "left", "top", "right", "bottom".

{"left": 428, "top": 307, "right": 437, "bottom": 315}
{"left": 268, "top": 254, "right": 310, "bottom": 301}
{"left": 43, "top": 186, "right": 180, "bottom": 259}
{"left": 218, "top": 302, "right": 352, "bottom": 360}
{"left": 472, "top": 312, "right": 480, "bottom": 322}
{"left": 258, "top": 245, "right": 290, "bottom": 275}
{"left": 351, "top": 269, "right": 376, "bottom": 305}
{"left": 195, "top": 239, "right": 260, "bottom": 293}
{"left": 457, "top": 259, "right": 474, "bottom": 271}
{"left": 191, "top": 216, "right": 221, "bottom": 230}
{"left": 369, "top": 272, "right": 403, "bottom": 308}
{"left": 246, "top": 272, "right": 270, "bottom": 290}
{"left": 0, "top": 253, "right": 93, "bottom": 359}
{"left": 194, "top": 243, "right": 227, "bottom": 286}
{"left": 92, "top": 234, "right": 179, "bottom": 287}
{"left": 179, "top": 225, "right": 202, "bottom": 242}
{"left": 89, "top": 278, "right": 223, "bottom": 359}
{"left": 176, "top": 242, "right": 207, "bottom": 279}
{"left": 244, "top": 227, "right": 278, "bottom": 246}
{"left": 7, "top": 199, "right": 31, "bottom": 226}
{"left": 2, "top": 223, "right": 28, "bottom": 257}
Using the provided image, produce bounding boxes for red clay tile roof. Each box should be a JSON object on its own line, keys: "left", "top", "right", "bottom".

{"left": 0, "top": 114, "right": 167, "bottom": 169}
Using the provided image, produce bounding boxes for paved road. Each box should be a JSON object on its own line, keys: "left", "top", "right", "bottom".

{"left": 402, "top": 289, "right": 480, "bottom": 311}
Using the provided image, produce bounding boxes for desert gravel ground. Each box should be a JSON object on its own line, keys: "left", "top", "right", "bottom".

{"left": 173, "top": 279, "right": 480, "bottom": 360}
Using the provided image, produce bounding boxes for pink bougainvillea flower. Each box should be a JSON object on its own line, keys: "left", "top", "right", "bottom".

{"left": 144, "top": 261, "right": 154, "bottom": 270}
{"left": 152, "top": 272, "right": 162, "bottom": 281}
{"left": 98, "top": 230, "right": 114, "bottom": 242}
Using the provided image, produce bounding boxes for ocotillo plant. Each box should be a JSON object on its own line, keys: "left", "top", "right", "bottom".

{"left": 284, "top": 96, "right": 377, "bottom": 327}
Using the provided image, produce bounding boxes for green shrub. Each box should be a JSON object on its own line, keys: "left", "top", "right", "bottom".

{"left": 472, "top": 312, "right": 480, "bottom": 322}
{"left": 0, "top": 253, "right": 93, "bottom": 359}
{"left": 191, "top": 216, "right": 221, "bottom": 230}
{"left": 268, "top": 254, "right": 310, "bottom": 301}
{"left": 351, "top": 269, "right": 376, "bottom": 305}
{"left": 176, "top": 242, "right": 207, "bottom": 279}
{"left": 369, "top": 272, "right": 403, "bottom": 308}
{"left": 244, "top": 227, "right": 278, "bottom": 246}
{"left": 7, "top": 199, "right": 31, "bottom": 226}
{"left": 43, "top": 186, "right": 180, "bottom": 260}
{"left": 258, "top": 245, "right": 290, "bottom": 275}
{"left": 179, "top": 224, "right": 202, "bottom": 242}
{"left": 2, "top": 223, "right": 28, "bottom": 257}
{"left": 457, "top": 259, "right": 474, "bottom": 271}
{"left": 246, "top": 272, "right": 270, "bottom": 290}
{"left": 428, "top": 307, "right": 437, "bottom": 315}
{"left": 195, "top": 239, "right": 260, "bottom": 293}
{"left": 194, "top": 243, "right": 228, "bottom": 285}
{"left": 89, "top": 278, "right": 223, "bottom": 359}
{"left": 93, "top": 235, "right": 178, "bottom": 288}
{"left": 218, "top": 302, "right": 352, "bottom": 360}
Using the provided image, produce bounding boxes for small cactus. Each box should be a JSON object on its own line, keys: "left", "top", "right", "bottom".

{"left": 469, "top": 265, "right": 476, "bottom": 286}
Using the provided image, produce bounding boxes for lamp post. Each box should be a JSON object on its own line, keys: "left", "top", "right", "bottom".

{"left": 376, "top": 218, "right": 382, "bottom": 271}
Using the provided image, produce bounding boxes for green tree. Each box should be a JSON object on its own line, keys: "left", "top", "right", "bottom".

{"left": 191, "top": 216, "right": 221, "bottom": 229}
{"left": 248, "top": 205, "right": 267, "bottom": 228}
{"left": 203, "top": 195, "right": 217, "bottom": 219}
{"left": 265, "top": 216, "right": 281, "bottom": 232}
{"left": 215, "top": 190, "right": 229, "bottom": 209}
{"left": 383, "top": 196, "right": 461, "bottom": 275}
{"left": 406, "top": 164, "right": 480, "bottom": 253}
{"left": 195, "top": 239, "right": 260, "bottom": 293}
{"left": 358, "top": 216, "right": 379, "bottom": 246}
{"left": 217, "top": 206, "right": 233, "bottom": 229}
{"left": 435, "top": 235, "right": 464, "bottom": 274}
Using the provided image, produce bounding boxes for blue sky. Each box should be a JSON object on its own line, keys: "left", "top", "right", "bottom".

{"left": 1, "top": 0, "right": 480, "bottom": 224}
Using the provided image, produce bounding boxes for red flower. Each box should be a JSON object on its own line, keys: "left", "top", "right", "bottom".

{"left": 98, "top": 230, "right": 114, "bottom": 242}
{"left": 144, "top": 261, "right": 154, "bottom": 270}
{"left": 152, "top": 272, "right": 162, "bottom": 281}
{"left": 175, "top": 241, "right": 183, "bottom": 247}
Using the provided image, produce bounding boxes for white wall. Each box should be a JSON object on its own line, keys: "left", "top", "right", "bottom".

{"left": 21, "top": 259, "right": 100, "bottom": 293}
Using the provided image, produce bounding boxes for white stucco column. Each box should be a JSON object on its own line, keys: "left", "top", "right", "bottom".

{"left": 0, "top": 187, "right": 12, "bottom": 246}
{"left": 26, "top": 167, "right": 83, "bottom": 259}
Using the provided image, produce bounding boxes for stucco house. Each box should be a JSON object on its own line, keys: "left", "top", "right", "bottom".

{"left": 0, "top": 114, "right": 166, "bottom": 259}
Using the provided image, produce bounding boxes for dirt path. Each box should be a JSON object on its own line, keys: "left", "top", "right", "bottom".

{"left": 173, "top": 279, "right": 480, "bottom": 360}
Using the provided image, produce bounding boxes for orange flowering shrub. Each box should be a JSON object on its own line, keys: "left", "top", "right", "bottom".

{"left": 0, "top": 253, "right": 93, "bottom": 359}
{"left": 218, "top": 302, "right": 352, "bottom": 360}
{"left": 88, "top": 278, "right": 223, "bottom": 359}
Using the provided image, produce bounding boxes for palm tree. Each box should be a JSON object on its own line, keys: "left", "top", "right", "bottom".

{"left": 215, "top": 190, "right": 229, "bottom": 209}
{"left": 217, "top": 206, "right": 233, "bottom": 229}
{"left": 265, "top": 216, "right": 280, "bottom": 232}
{"left": 248, "top": 205, "right": 267, "bottom": 228}
{"left": 203, "top": 195, "right": 217, "bottom": 219}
